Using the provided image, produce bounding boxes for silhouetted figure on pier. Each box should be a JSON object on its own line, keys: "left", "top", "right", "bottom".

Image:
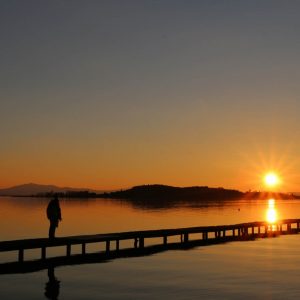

{"left": 47, "top": 195, "right": 62, "bottom": 239}
{"left": 44, "top": 266, "right": 60, "bottom": 300}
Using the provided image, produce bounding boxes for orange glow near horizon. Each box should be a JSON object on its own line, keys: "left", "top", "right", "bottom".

{"left": 1, "top": 145, "right": 300, "bottom": 192}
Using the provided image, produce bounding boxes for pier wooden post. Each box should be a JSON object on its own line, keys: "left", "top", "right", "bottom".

{"left": 66, "top": 244, "right": 71, "bottom": 257}
{"left": 106, "top": 241, "right": 110, "bottom": 253}
{"left": 18, "top": 249, "right": 24, "bottom": 262}
{"left": 116, "top": 240, "right": 119, "bottom": 251}
{"left": 139, "top": 238, "right": 144, "bottom": 248}
{"left": 41, "top": 247, "right": 46, "bottom": 260}
{"left": 184, "top": 233, "right": 189, "bottom": 243}
{"left": 82, "top": 243, "right": 86, "bottom": 255}
{"left": 163, "top": 236, "right": 167, "bottom": 245}
{"left": 134, "top": 238, "right": 138, "bottom": 248}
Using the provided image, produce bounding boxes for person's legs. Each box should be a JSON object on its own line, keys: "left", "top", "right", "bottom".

{"left": 49, "top": 221, "right": 56, "bottom": 238}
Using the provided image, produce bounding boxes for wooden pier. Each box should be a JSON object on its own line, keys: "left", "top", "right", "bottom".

{"left": 1, "top": 218, "right": 300, "bottom": 274}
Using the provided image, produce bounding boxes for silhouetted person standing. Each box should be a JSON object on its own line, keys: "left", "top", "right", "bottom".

{"left": 47, "top": 195, "right": 62, "bottom": 239}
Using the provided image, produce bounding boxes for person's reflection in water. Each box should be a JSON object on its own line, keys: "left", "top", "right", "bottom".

{"left": 44, "top": 266, "right": 60, "bottom": 300}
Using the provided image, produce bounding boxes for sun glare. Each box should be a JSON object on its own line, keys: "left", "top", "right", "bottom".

{"left": 264, "top": 172, "right": 279, "bottom": 187}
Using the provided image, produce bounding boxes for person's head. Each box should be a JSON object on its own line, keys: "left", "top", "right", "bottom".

{"left": 53, "top": 194, "right": 59, "bottom": 202}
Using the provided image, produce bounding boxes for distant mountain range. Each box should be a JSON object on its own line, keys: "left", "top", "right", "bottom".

{"left": 0, "top": 183, "right": 105, "bottom": 196}
{"left": 0, "top": 183, "right": 297, "bottom": 201}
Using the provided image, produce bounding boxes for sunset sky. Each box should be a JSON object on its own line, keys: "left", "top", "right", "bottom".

{"left": 1, "top": 1, "right": 300, "bottom": 191}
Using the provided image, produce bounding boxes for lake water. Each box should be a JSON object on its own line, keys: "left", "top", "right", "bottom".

{"left": 1, "top": 196, "right": 300, "bottom": 299}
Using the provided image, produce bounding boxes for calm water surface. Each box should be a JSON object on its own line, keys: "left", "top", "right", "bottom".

{"left": 1, "top": 196, "right": 300, "bottom": 299}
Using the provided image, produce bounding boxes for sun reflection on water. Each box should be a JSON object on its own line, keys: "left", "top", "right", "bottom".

{"left": 266, "top": 198, "right": 278, "bottom": 230}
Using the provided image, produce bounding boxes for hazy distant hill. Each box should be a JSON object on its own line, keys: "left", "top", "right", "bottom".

{"left": 0, "top": 183, "right": 104, "bottom": 196}
{"left": 100, "top": 184, "right": 244, "bottom": 200}
{"left": 100, "top": 184, "right": 296, "bottom": 201}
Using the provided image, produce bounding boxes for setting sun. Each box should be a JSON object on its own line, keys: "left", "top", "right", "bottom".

{"left": 264, "top": 172, "right": 280, "bottom": 187}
